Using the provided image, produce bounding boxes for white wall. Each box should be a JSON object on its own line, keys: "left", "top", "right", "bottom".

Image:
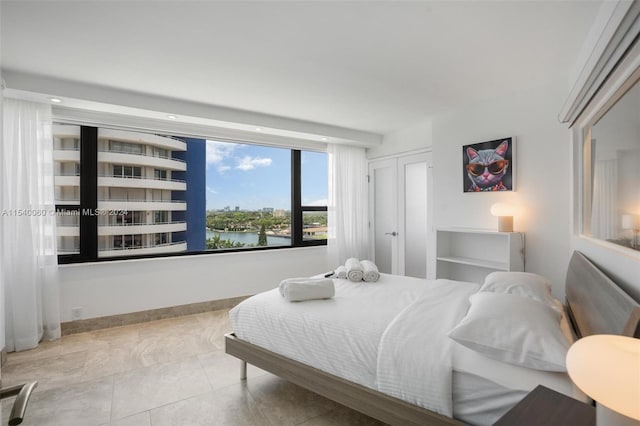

{"left": 367, "top": 119, "right": 432, "bottom": 159}
{"left": 374, "top": 80, "right": 573, "bottom": 296}
{"left": 59, "top": 246, "right": 329, "bottom": 321}
{"left": 431, "top": 79, "right": 572, "bottom": 297}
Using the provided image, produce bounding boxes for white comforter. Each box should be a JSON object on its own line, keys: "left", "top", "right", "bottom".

{"left": 229, "top": 274, "right": 479, "bottom": 416}
{"left": 377, "top": 279, "right": 479, "bottom": 416}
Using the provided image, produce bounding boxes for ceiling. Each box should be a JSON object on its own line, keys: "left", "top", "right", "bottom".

{"left": 1, "top": 1, "right": 600, "bottom": 136}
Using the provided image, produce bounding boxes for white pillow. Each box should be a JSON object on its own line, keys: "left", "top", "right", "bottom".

{"left": 448, "top": 292, "right": 569, "bottom": 371}
{"left": 481, "top": 271, "right": 559, "bottom": 311}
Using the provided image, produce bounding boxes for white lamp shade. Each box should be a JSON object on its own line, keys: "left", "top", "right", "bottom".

{"left": 566, "top": 335, "right": 640, "bottom": 421}
{"left": 622, "top": 214, "right": 638, "bottom": 230}
{"left": 490, "top": 203, "right": 515, "bottom": 232}
{"left": 490, "top": 203, "right": 515, "bottom": 217}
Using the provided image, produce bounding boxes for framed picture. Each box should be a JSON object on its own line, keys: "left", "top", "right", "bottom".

{"left": 462, "top": 137, "right": 515, "bottom": 192}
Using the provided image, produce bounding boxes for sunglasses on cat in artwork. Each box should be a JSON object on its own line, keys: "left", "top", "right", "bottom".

{"left": 466, "top": 160, "right": 509, "bottom": 176}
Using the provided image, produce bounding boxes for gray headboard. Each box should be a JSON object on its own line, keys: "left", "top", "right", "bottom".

{"left": 565, "top": 251, "right": 640, "bottom": 338}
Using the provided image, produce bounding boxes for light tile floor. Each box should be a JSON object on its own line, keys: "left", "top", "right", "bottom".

{"left": 1, "top": 309, "right": 384, "bottom": 426}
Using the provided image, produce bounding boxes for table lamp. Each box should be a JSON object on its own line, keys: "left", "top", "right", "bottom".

{"left": 566, "top": 335, "right": 640, "bottom": 426}
{"left": 622, "top": 214, "right": 639, "bottom": 249}
{"left": 490, "top": 203, "right": 515, "bottom": 232}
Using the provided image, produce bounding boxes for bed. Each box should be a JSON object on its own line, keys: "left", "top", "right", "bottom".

{"left": 225, "top": 251, "right": 640, "bottom": 425}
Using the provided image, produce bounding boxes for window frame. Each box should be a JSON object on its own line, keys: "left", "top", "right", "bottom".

{"left": 57, "top": 125, "right": 327, "bottom": 264}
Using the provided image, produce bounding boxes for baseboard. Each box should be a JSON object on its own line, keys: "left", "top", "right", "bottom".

{"left": 60, "top": 296, "right": 249, "bottom": 335}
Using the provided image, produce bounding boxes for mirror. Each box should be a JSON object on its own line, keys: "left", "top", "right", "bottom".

{"left": 583, "top": 77, "right": 640, "bottom": 250}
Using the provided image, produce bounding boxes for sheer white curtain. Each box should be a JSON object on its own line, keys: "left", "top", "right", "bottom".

{"left": 1, "top": 99, "right": 60, "bottom": 351}
{"left": 590, "top": 158, "right": 618, "bottom": 240}
{"left": 327, "top": 144, "right": 369, "bottom": 266}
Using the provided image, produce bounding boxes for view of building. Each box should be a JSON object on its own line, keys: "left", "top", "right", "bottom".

{"left": 53, "top": 125, "right": 206, "bottom": 257}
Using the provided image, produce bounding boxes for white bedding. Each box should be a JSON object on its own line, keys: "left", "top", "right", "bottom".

{"left": 230, "top": 273, "right": 443, "bottom": 389}
{"left": 377, "top": 279, "right": 478, "bottom": 416}
{"left": 229, "top": 273, "right": 577, "bottom": 424}
{"left": 451, "top": 303, "right": 586, "bottom": 402}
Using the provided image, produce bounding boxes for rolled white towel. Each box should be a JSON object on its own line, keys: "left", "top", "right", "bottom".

{"left": 335, "top": 265, "right": 347, "bottom": 279}
{"left": 279, "top": 278, "right": 335, "bottom": 302}
{"left": 345, "top": 258, "right": 364, "bottom": 282}
{"left": 360, "top": 260, "right": 380, "bottom": 282}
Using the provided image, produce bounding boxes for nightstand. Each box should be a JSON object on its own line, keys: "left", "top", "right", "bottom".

{"left": 494, "top": 385, "right": 595, "bottom": 426}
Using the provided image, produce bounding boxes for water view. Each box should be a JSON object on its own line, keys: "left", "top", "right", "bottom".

{"left": 205, "top": 230, "right": 290, "bottom": 247}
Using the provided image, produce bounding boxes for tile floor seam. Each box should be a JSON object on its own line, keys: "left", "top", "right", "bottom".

{"left": 244, "top": 384, "right": 278, "bottom": 426}
{"left": 4, "top": 350, "right": 88, "bottom": 372}
{"left": 108, "top": 351, "right": 208, "bottom": 383}
{"left": 295, "top": 411, "right": 326, "bottom": 426}
{"left": 109, "top": 359, "right": 213, "bottom": 422}
{"left": 5, "top": 347, "right": 89, "bottom": 366}
{"left": 129, "top": 388, "right": 216, "bottom": 424}
{"left": 195, "top": 349, "right": 221, "bottom": 393}
{"left": 109, "top": 369, "right": 116, "bottom": 424}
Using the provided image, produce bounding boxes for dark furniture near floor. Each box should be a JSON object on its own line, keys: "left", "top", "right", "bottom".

{"left": 493, "top": 385, "right": 595, "bottom": 426}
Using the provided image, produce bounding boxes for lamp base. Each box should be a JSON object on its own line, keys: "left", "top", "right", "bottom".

{"left": 497, "top": 216, "right": 513, "bottom": 232}
{"left": 597, "top": 404, "right": 640, "bottom": 426}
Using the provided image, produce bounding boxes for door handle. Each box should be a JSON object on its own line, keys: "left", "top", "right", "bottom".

{"left": 384, "top": 232, "right": 398, "bottom": 236}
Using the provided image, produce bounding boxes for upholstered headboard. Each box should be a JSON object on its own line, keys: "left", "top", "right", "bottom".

{"left": 565, "top": 251, "right": 640, "bottom": 338}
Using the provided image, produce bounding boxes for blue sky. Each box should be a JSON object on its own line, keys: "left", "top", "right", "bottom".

{"left": 204, "top": 140, "right": 327, "bottom": 211}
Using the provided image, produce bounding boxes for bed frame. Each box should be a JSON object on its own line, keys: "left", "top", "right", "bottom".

{"left": 225, "top": 251, "right": 640, "bottom": 426}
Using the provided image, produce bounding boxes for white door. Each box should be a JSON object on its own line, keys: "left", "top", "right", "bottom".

{"left": 369, "top": 153, "right": 432, "bottom": 278}
{"left": 398, "top": 154, "right": 430, "bottom": 278}
{"left": 369, "top": 159, "right": 398, "bottom": 274}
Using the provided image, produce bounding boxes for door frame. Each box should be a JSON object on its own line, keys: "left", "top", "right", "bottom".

{"left": 368, "top": 149, "right": 433, "bottom": 277}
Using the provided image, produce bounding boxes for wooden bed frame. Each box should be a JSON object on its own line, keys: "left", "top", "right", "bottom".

{"left": 225, "top": 251, "right": 640, "bottom": 426}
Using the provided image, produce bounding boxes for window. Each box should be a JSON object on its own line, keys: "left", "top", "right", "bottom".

{"left": 113, "top": 165, "right": 142, "bottom": 178}
{"left": 53, "top": 124, "right": 82, "bottom": 256}
{"left": 581, "top": 75, "right": 640, "bottom": 251}
{"left": 205, "top": 140, "right": 294, "bottom": 250}
{"left": 153, "top": 147, "right": 169, "bottom": 158}
{"left": 53, "top": 125, "right": 327, "bottom": 262}
{"left": 154, "top": 211, "right": 169, "bottom": 224}
{"left": 300, "top": 151, "right": 328, "bottom": 242}
{"left": 154, "top": 169, "right": 167, "bottom": 180}
{"left": 155, "top": 232, "right": 169, "bottom": 245}
{"left": 113, "top": 234, "right": 143, "bottom": 249}
{"left": 114, "top": 211, "right": 143, "bottom": 226}
{"left": 109, "top": 140, "right": 144, "bottom": 155}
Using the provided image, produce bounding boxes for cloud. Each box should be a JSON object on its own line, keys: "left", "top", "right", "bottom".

{"left": 236, "top": 156, "right": 272, "bottom": 171}
{"left": 306, "top": 198, "right": 328, "bottom": 207}
{"left": 217, "top": 165, "right": 231, "bottom": 174}
{"left": 206, "top": 140, "right": 237, "bottom": 167}
{"left": 206, "top": 186, "right": 217, "bottom": 194}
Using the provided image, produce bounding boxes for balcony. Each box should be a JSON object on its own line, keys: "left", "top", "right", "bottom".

{"left": 55, "top": 198, "right": 80, "bottom": 206}
{"left": 98, "top": 151, "right": 187, "bottom": 171}
{"left": 56, "top": 225, "right": 80, "bottom": 237}
{"left": 98, "top": 175, "right": 187, "bottom": 191}
{"left": 53, "top": 149, "right": 80, "bottom": 162}
{"left": 98, "top": 128, "right": 187, "bottom": 151}
{"left": 99, "top": 241, "right": 188, "bottom": 258}
{"left": 55, "top": 174, "right": 80, "bottom": 187}
{"left": 98, "top": 221, "right": 187, "bottom": 235}
{"left": 98, "top": 199, "right": 187, "bottom": 211}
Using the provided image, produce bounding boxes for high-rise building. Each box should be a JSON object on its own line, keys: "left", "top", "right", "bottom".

{"left": 53, "top": 125, "right": 197, "bottom": 257}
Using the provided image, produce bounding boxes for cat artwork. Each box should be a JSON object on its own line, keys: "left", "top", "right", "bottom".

{"left": 463, "top": 138, "right": 513, "bottom": 192}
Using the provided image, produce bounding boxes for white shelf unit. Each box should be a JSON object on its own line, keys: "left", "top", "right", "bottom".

{"left": 436, "top": 228, "right": 524, "bottom": 283}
